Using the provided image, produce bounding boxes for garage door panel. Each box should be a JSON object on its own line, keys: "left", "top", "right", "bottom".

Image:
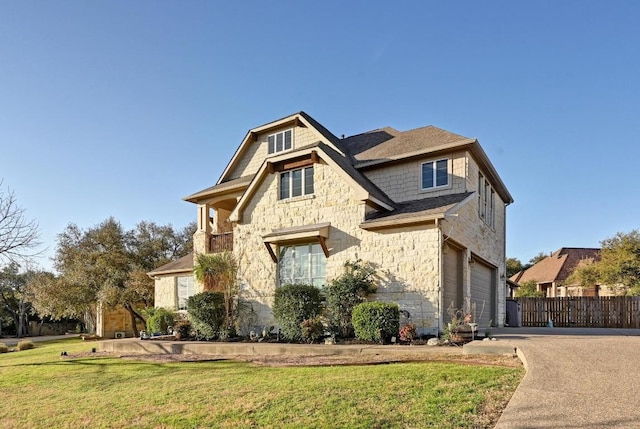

{"left": 443, "top": 247, "right": 462, "bottom": 322}
{"left": 470, "top": 260, "right": 495, "bottom": 331}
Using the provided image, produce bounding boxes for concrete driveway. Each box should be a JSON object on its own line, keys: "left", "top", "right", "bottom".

{"left": 493, "top": 327, "right": 640, "bottom": 429}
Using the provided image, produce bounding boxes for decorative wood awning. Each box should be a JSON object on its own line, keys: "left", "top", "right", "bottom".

{"left": 262, "top": 222, "right": 331, "bottom": 262}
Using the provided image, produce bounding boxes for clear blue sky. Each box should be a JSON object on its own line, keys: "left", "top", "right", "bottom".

{"left": 1, "top": 1, "right": 639, "bottom": 270}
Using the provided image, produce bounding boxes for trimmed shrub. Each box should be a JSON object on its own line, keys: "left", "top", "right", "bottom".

{"left": 300, "top": 317, "right": 325, "bottom": 344}
{"left": 352, "top": 301, "right": 400, "bottom": 343}
{"left": 187, "top": 292, "right": 226, "bottom": 340}
{"left": 146, "top": 308, "right": 176, "bottom": 334}
{"left": 273, "top": 284, "right": 322, "bottom": 341}
{"left": 0, "top": 343, "right": 8, "bottom": 353}
{"left": 16, "top": 340, "right": 35, "bottom": 351}
{"left": 325, "top": 260, "right": 377, "bottom": 338}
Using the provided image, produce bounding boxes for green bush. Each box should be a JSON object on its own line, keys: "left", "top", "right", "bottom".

{"left": 16, "top": 340, "right": 35, "bottom": 351}
{"left": 352, "top": 301, "right": 400, "bottom": 343}
{"left": 273, "top": 284, "right": 322, "bottom": 341}
{"left": 187, "top": 292, "right": 226, "bottom": 340}
{"left": 0, "top": 343, "right": 8, "bottom": 353}
{"left": 325, "top": 260, "right": 377, "bottom": 338}
{"left": 146, "top": 307, "right": 176, "bottom": 334}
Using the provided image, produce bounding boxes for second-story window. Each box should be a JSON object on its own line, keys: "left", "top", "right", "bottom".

{"left": 421, "top": 158, "right": 449, "bottom": 190}
{"left": 268, "top": 129, "right": 293, "bottom": 154}
{"left": 478, "top": 173, "right": 495, "bottom": 228}
{"left": 280, "top": 166, "right": 314, "bottom": 200}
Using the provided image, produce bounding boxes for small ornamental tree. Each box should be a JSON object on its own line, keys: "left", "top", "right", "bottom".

{"left": 352, "top": 301, "right": 399, "bottom": 343}
{"left": 514, "top": 280, "right": 544, "bottom": 298}
{"left": 273, "top": 284, "right": 322, "bottom": 342}
{"left": 193, "top": 251, "right": 239, "bottom": 334}
{"left": 325, "top": 260, "right": 377, "bottom": 338}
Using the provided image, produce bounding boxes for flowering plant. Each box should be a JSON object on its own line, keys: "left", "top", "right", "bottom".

{"left": 399, "top": 323, "right": 417, "bottom": 342}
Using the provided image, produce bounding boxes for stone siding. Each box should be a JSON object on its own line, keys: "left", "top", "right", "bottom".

{"left": 362, "top": 151, "right": 467, "bottom": 202}
{"left": 154, "top": 276, "right": 178, "bottom": 309}
{"left": 228, "top": 125, "right": 322, "bottom": 180}
{"left": 97, "top": 305, "right": 145, "bottom": 339}
{"left": 441, "top": 155, "right": 507, "bottom": 327}
{"left": 234, "top": 158, "right": 442, "bottom": 335}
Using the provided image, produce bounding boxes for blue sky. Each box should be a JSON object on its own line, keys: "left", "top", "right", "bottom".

{"left": 1, "top": 1, "right": 639, "bottom": 270}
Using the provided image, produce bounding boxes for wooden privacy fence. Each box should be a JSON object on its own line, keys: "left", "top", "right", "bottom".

{"left": 518, "top": 296, "right": 640, "bottom": 328}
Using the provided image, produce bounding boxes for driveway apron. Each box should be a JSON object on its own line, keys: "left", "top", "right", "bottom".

{"left": 494, "top": 328, "right": 640, "bottom": 429}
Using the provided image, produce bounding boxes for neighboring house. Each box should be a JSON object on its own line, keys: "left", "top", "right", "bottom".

{"left": 154, "top": 111, "right": 513, "bottom": 335}
{"left": 509, "top": 248, "right": 608, "bottom": 297}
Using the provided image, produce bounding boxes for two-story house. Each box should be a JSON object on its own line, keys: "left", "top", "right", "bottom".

{"left": 151, "top": 111, "right": 513, "bottom": 335}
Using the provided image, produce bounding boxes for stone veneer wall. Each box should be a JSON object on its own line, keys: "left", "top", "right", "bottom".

{"left": 228, "top": 125, "right": 322, "bottom": 180}
{"left": 440, "top": 154, "right": 508, "bottom": 327}
{"left": 234, "top": 158, "right": 442, "bottom": 335}
{"left": 97, "top": 305, "right": 145, "bottom": 339}
{"left": 154, "top": 276, "right": 178, "bottom": 309}
{"left": 362, "top": 151, "right": 468, "bottom": 203}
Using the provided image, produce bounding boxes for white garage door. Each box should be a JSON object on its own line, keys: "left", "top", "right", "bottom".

{"left": 442, "top": 246, "right": 463, "bottom": 322}
{"left": 470, "top": 259, "right": 496, "bottom": 331}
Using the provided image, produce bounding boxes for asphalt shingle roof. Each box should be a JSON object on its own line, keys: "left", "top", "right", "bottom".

{"left": 510, "top": 248, "right": 601, "bottom": 284}
{"left": 362, "top": 192, "right": 473, "bottom": 225}
{"left": 147, "top": 253, "right": 193, "bottom": 276}
{"left": 342, "top": 125, "right": 472, "bottom": 166}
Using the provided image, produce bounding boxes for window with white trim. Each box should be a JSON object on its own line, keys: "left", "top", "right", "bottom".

{"left": 280, "top": 166, "right": 314, "bottom": 200}
{"left": 176, "top": 275, "right": 195, "bottom": 311}
{"left": 278, "top": 243, "right": 326, "bottom": 287}
{"left": 421, "top": 159, "right": 449, "bottom": 190}
{"left": 478, "top": 173, "right": 495, "bottom": 228}
{"left": 268, "top": 129, "right": 293, "bottom": 154}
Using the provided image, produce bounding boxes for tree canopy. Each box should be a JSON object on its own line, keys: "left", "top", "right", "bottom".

{"left": 32, "top": 217, "right": 195, "bottom": 335}
{"left": 0, "top": 182, "right": 40, "bottom": 264}
{"left": 568, "top": 230, "right": 640, "bottom": 295}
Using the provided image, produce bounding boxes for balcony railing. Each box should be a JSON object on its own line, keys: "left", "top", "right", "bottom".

{"left": 209, "top": 232, "right": 233, "bottom": 253}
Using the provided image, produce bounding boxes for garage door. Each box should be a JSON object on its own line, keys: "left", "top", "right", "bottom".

{"left": 442, "top": 245, "right": 463, "bottom": 322}
{"left": 470, "top": 259, "right": 495, "bottom": 331}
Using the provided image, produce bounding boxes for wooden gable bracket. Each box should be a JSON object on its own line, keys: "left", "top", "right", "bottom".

{"left": 267, "top": 162, "right": 275, "bottom": 174}
{"left": 317, "top": 236, "right": 330, "bottom": 258}
{"left": 264, "top": 242, "right": 278, "bottom": 263}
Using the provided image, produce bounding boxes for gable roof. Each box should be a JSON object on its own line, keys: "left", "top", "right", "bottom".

{"left": 217, "top": 111, "right": 346, "bottom": 185}
{"left": 188, "top": 112, "right": 513, "bottom": 219}
{"left": 344, "top": 125, "right": 471, "bottom": 165}
{"left": 510, "top": 248, "right": 601, "bottom": 285}
{"left": 228, "top": 142, "right": 396, "bottom": 223}
{"left": 341, "top": 124, "right": 512, "bottom": 205}
{"left": 147, "top": 253, "right": 193, "bottom": 277}
{"left": 183, "top": 175, "right": 254, "bottom": 204}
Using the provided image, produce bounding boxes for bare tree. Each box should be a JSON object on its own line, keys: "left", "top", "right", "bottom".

{"left": 0, "top": 181, "right": 41, "bottom": 264}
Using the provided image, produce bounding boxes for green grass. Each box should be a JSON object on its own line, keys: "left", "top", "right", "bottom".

{"left": 0, "top": 339, "right": 523, "bottom": 429}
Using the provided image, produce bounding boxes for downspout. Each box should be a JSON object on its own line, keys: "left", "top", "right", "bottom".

{"left": 436, "top": 218, "right": 442, "bottom": 336}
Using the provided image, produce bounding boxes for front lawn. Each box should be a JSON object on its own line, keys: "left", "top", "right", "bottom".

{"left": 0, "top": 339, "right": 523, "bottom": 428}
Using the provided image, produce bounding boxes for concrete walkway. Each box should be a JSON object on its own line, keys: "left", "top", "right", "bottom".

{"left": 1, "top": 334, "right": 80, "bottom": 346}
{"left": 493, "top": 327, "right": 640, "bottom": 429}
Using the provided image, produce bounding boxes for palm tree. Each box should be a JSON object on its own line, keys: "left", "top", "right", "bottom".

{"left": 193, "top": 251, "right": 238, "bottom": 331}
